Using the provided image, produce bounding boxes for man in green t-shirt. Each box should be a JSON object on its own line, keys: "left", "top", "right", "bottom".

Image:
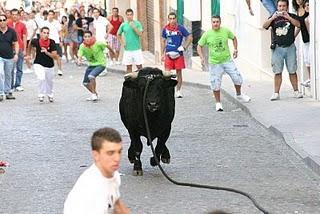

{"left": 117, "top": 9, "right": 143, "bottom": 73}
{"left": 77, "top": 31, "right": 114, "bottom": 101}
{"left": 197, "top": 16, "right": 251, "bottom": 112}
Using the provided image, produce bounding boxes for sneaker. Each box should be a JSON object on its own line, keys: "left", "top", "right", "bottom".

{"left": 215, "top": 102, "right": 223, "bottom": 111}
{"left": 24, "top": 68, "right": 33, "bottom": 74}
{"left": 39, "top": 96, "right": 44, "bottom": 102}
{"left": 48, "top": 96, "right": 54, "bottom": 102}
{"left": 301, "top": 79, "right": 311, "bottom": 88}
{"left": 293, "top": 90, "right": 303, "bottom": 98}
{"left": 176, "top": 90, "right": 183, "bottom": 98}
{"left": 236, "top": 94, "right": 251, "bottom": 103}
{"left": 86, "top": 93, "right": 98, "bottom": 101}
{"left": 270, "top": 93, "right": 280, "bottom": 101}
{"left": 99, "top": 70, "right": 108, "bottom": 77}
{"left": 15, "top": 86, "right": 24, "bottom": 92}
{"left": 5, "top": 93, "right": 15, "bottom": 100}
{"left": 57, "top": 70, "right": 63, "bottom": 76}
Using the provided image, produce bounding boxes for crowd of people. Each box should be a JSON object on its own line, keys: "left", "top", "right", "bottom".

{"left": 0, "top": 1, "right": 126, "bottom": 102}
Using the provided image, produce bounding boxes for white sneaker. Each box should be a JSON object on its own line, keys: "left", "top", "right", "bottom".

{"left": 293, "top": 91, "right": 303, "bottom": 98}
{"left": 115, "top": 61, "right": 121, "bottom": 65}
{"left": 215, "top": 102, "right": 223, "bottom": 111}
{"left": 24, "top": 68, "right": 33, "bottom": 74}
{"left": 15, "top": 86, "right": 24, "bottom": 92}
{"left": 236, "top": 94, "right": 251, "bottom": 103}
{"left": 176, "top": 90, "right": 183, "bottom": 98}
{"left": 99, "top": 69, "right": 108, "bottom": 77}
{"left": 86, "top": 93, "right": 98, "bottom": 101}
{"left": 57, "top": 70, "right": 63, "bottom": 76}
{"left": 301, "top": 79, "right": 311, "bottom": 88}
{"left": 39, "top": 96, "right": 44, "bottom": 102}
{"left": 270, "top": 93, "right": 280, "bottom": 101}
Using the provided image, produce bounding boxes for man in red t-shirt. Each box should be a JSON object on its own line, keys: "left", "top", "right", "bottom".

{"left": 107, "top": 7, "right": 123, "bottom": 65}
{"left": 7, "top": 8, "right": 27, "bottom": 92}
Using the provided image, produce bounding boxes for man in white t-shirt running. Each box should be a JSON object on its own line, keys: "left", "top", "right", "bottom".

{"left": 64, "top": 127, "right": 129, "bottom": 214}
{"left": 44, "top": 10, "right": 63, "bottom": 76}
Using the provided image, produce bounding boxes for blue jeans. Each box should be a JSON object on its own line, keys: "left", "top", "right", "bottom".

{"left": 83, "top": 65, "right": 106, "bottom": 84}
{"left": 272, "top": 43, "right": 297, "bottom": 74}
{"left": 11, "top": 49, "right": 24, "bottom": 89}
{"left": 261, "top": 0, "right": 277, "bottom": 15}
{"left": 0, "top": 57, "right": 14, "bottom": 95}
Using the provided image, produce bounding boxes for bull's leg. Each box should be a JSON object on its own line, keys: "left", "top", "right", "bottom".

{"left": 150, "top": 127, "right": 171, "bottom": 166}
{"left": 159, "top": 127, "right": 171, "bottom": 164}
{"left": 128, "top": 131, "right": 143, "bottom": 176}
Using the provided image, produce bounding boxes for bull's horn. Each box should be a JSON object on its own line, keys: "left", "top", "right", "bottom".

{"left": 124, "top": 71, "right": 138, "bottom": 80}
{"left": 162, "top": 70, "right": 172, "bottom": 77}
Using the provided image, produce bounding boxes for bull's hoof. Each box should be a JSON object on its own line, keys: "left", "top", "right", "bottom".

{"left": 150, "top": 157, "right": 159, "bottom": 167}
{"left": 132, "top": 169, "right": 143, "bottom": 176}
{"left": 161, "top": 157, "right": 170, "bottom": 164}
{"left": 128, "top": 158, "right": 135, "bottom": 164}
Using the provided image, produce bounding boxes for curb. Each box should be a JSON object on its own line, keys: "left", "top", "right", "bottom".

{"left": 107, "top": 66, "right": 320, "bottom": 176}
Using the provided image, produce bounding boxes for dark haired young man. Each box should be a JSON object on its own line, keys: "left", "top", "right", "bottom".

{"left": 27, "top": 26, "right": 57, "bottom": 102}
{"left": 64, "top": 127, "right": 129, "bottom": 214}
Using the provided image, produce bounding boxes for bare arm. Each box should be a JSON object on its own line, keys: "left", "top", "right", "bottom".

{"left": 196, "top": 44, "right": 205, "bottom": 65}
{"left": 182, "top": 34, "right": 193, "bottom": 50}
{"left": 114, "top": 199, "right": 129, "bottom": 214}
{"left": 232, "top": 36, "right": 238, "bottom": 58}
{"left": 263, "top": 13, "right": 277, "bottom": 29}
{"left": 283, "top": 12, "right": 300, "bottom": 28}
{"left": 107, "top": 22, "right": 114, "bottom": 35}
{"left": 305, "top": 17, "right": 310, "bottom": 33}
{"left": 246, "top": 0, "right": 254, "bottom": 16}
{"left": 129, "top": 21, "right": 142, "bottom": 37}
{"left": 160, "top": 37, "right": 166, "bottom": 60}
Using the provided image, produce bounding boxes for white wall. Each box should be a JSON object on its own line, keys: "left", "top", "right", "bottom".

{"left": 220, "top": 0, "right": 272, "bottom": 75}
{"left": 184, "top": 0, "right": 201, "bottom": 21}
{"left": 201, "top": 0, "right": 212, "bottom": 31}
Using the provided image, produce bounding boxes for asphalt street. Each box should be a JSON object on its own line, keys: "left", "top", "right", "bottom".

{"left": 0, "top": 63, "right": 320, "bottom": 214}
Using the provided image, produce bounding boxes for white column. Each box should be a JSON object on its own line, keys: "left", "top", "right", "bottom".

{"left": 310, "top": 0, "right": 320, "bottom": 100}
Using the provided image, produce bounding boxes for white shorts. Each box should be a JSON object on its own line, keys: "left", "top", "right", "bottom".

{"left": 122, "top": 49, "right": 144, "bottom": 66}
{"left": 208, "top": 60, "right": 243, "bottom": 91}
{"left": 303, "top": 42, "right": 310, "bottom": 67}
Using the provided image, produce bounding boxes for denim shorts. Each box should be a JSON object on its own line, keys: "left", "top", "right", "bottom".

{"left": 83, "top": 65, "right": 105, "bottom": 84}
{"left": 271, "top": 43, "right": 297, "bottom": 74}
{"left": 208, "top": 60, "right": 243, "bottom": 91}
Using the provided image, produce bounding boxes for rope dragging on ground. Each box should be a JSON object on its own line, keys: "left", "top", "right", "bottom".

{"left": 142, "top": 78, "right": 271, "bottom": 214}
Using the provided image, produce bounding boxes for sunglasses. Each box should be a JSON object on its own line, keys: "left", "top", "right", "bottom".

{"left": 0, "top": 19, "right": 6, "bottom": 22}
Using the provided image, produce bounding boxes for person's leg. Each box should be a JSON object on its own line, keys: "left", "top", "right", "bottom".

{"left": 87, "top": 65, "right": 105, "bottom": 99}
{"left": 133, "top": 50, "right": 144, "bottom": 71}
{"left": 4, "top": 58, "right": 15, "bottom": 99}
{"left": 0, "top": 57, "right": 5, "bottom": 97}
{"left": 208, "top": 64, "right": 223, "bottom": 102}
{"left": 45, "top": 67, "right": 55, "bottom": 100}
{"left": 261, "top": 0, "right": 277, "bottom": 15}
{"left": 126, "top": 65, "right": 133, "bottom": 73}
{"left": 63, "top": 43, "right": 69, "bottom": 62}
{"left": 83, "top": 66, "right": 93, "bottom": 93}
{"left": 176, "top": 69, "right": 182, "bottom": 91}
{"left": 34, "top": 64, "right": 46, "bottom": 101}
{"left": 285, "top": 44, "right": 301, "bottom": 93}
{"left": 274, "top": 73, "right": 282, "bottom": 93}
{"left": 14, "top": 50, "right": 24, "bottom": 89}
{"left": 56, "top": 45, "right": 63, "bottom": 75}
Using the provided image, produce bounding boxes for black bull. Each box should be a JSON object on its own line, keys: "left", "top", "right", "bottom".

{"left": 119, "top": 67, "right": 177, "bottom": 175}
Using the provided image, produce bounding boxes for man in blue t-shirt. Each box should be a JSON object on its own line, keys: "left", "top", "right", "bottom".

{"left": 161, "top": 12, "right": 192, "bottom": 98}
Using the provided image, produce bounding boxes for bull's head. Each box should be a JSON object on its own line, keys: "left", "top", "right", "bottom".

{"left": 123, "top": 67, "right": 177, "bottom": 112}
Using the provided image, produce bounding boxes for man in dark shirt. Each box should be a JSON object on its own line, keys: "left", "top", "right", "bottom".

{"left": 263, "top": 0, "right": 302, "bottom": 101}
{"left": 27, "top": 26, "right": 57, "bottom": 103}
{"left": 75, "top": 9, "right": 94, "bottom": 45}
{"left": 0, "top": 14, "right": 19, "bottom": 101}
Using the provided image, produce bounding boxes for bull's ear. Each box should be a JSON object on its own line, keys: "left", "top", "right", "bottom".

{"left": 123, "top": 80, "right": 138, "bottom": 88}
{"left": 163, "top": 79, "right": 178, "bottom": 88}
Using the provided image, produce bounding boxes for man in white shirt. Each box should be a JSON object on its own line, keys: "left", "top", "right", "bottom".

{"left": 92, "top": 8, "right": 113, "bottom": 42}
{"left": 64, "top": 127, "right": 129, "bottom": 214}
{"left": 44, "top": 10, "right": 63, "bottom": 75}
{"left": 24, "top": 10, "right": 38, "bottom": 73}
